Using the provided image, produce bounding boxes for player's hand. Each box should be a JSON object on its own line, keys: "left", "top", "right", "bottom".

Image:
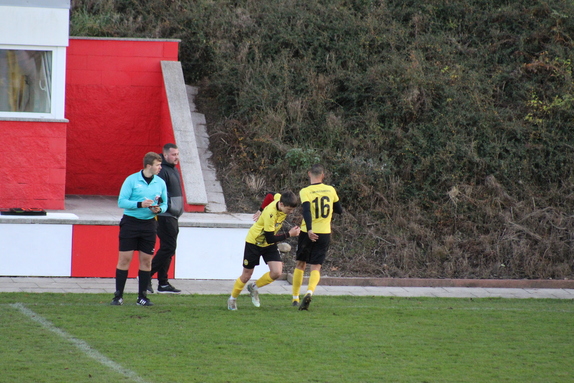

{"left": 142, "top": 199, "right": 154, "bottom": 208}
{"left": 252, "top": 210, "right": 262, "bottom": 221}
{"left": 149, "top": 205, "right": 161, "bottom": 214}
{"left": 289, "top": 226, "right": 301, "bottom": 237}
{"left": 308, "top": 230, "right": 319, "bottom": 242}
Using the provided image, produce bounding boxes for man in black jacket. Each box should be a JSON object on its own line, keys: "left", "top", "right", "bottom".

{"left": 149, "top": 143, "right": 184, "bottom": 293}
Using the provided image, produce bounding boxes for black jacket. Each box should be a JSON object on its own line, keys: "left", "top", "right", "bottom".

{"left": 157, "top": 156, "right": 184, "bottom": 218}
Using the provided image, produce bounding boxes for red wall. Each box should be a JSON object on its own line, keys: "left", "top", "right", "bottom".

{"left": 0, "top": 38, "right": 192, "bottom": 211}
{"left": 0, "top": 120, "right": 67, "bottom": 209}
{"left": 65, "top": 38, "right": 179, "bottom": 195}
{"left": 71, "top": 225, "right": 173, "bottom": 278}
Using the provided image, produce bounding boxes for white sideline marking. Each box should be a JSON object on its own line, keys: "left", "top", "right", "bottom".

{"left": 10, "top": 303, "right": 149, "bottom": 383}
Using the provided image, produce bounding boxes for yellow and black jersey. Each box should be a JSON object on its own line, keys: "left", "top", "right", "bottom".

{"left": 245, "top": 193, "right": 288, "bottom": 247}
{"left": 300, "top": 183, "right": 340, "bottom": 234}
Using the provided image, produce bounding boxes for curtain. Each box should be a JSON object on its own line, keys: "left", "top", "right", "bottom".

{"left": 0, "top": 49, "right": 52, "bottom": 113}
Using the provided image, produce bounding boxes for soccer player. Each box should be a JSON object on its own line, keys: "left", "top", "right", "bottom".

{"left": 292, "top": 164, "right": 343, "bottom": 310}
{"left": 227, "top": 191, "right": 301, "bottom": 310}
{"left": 111, "top": 152, "right": 168, "bottom": 307}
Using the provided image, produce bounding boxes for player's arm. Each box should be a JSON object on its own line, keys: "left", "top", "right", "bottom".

{"left": 264, "top": 230, "right": 290, "bottom": 244}
{"left": 300, "top": 201, "right": 319, "bottom": 241}
{"left": 301, "top": 201, "right": 313, "bottom": 231}
{"left": 264, "top": 226, "right": 300, "bottom": 244}
{"left": 333, "top": 201, "right": 343, "bottom": 215}
{"left": 262, "top": 208, "right": 300, "bottom": 243}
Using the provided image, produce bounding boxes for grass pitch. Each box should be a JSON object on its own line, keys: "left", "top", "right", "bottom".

{"left": 1, "top": 293, "right": 572, "bottom": 382}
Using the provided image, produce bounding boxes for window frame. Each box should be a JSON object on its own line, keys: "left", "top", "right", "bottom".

{"left": 0, "top": 44, "right": 66, "bottom": 120}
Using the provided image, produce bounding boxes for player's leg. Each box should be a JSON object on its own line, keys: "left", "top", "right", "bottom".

{"left": 292, "top": 261, "right": 306, "bottom": 306}
{"left": 248, "top": 244, "right": 284, "bottom": 306}
{"left": 299, "top": 234, "right": 329, "bottom": 311}
{"left": 246, "top": 260, "right": 280, "bottom": 308}
{"left": 229, "top": 243, "right": 259, "bottom": 310}
{"left": 112, "top": 250, "right": 133, "bottom": 305}
{"left": 293, "top": 234, "right": 312, "bottom": 306}
{"left": 307, "top": 264, "right": 322, "bottom": 292}
{"left": 299, "top": 264, "right": 321, "bottom": 311}
{"left": 228, "top": 267, "right": 254, "bottom": 310}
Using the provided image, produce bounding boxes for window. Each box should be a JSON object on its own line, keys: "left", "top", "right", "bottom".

{"left": 0, "top": 49, "right": 52, "bottom": 113}
{"left": 0, "top": 46, "right": 65, "bottom": 120}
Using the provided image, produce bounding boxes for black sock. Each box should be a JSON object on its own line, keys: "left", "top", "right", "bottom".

{"left": 138, "top": 270, "right": 151, "bottom": 299}
{"left": 115, "top": 269, "right": 128, "bottom": 296}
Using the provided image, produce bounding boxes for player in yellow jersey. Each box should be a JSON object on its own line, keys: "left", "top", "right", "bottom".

{"left": 227, "top": 191, "right": 301, "bottom": 310}
{"left": 292, "top": 164, "right": 343, "bottom": 310}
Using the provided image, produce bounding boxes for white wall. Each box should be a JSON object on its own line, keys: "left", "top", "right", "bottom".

{"left": 1, "top": 224, "right": 72, "bottom": 276}
{"left": 175, "top": 227, "right": 267, "bottom": 280}
{"left": 0, "top": 223, "right": 272, "bottom": 279}
{"left": 0, "top": 4, "right": 69, "bottom": 46}
{"left": 0, "top": 2, "right": 69, "bottom": 119}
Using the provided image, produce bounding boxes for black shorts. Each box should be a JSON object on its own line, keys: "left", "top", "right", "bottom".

{"left": 118, "top": 215, "right": 157, "bottom": 254}
{"left": 296, "top": 232, "right": 331, "bottom": 265}
{"left": 242, "top": 242, "right": 281, "bottom": 269}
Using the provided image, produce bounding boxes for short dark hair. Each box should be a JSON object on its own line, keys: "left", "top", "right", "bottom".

{"left": 163, "top": 143, "right": 178, "bottom": 153}
{"left": 309, "top": 164, "right": 325, "bottom": 177}
{"left": 143, "top": 152, "right": 162, "bottom": 167}
{"left": 280, "top": 190, "right": 299, "bottom": 207}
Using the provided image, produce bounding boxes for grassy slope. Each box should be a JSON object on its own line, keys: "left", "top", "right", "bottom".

{"left": 70, "top": 0, "right": 574, "bottom": 279}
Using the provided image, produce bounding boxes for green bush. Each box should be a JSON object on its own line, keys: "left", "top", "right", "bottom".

{"left": 71, "top": 0, "right": 574, "bottom": 279}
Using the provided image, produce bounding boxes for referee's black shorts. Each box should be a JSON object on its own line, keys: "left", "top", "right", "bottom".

{"left": 296, "top": 232, "right": 331, "bottom": 265}
{"left": 118, "top": 215, "right": 157, "bottom": 254}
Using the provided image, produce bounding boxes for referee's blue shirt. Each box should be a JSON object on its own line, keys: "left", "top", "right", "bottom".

{"left": 118, "top": 171, "right": 168, "bottom": 220}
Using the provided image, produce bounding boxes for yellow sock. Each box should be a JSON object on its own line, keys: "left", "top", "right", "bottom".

{"left": 231, "top": 278, "right": 246, "bottom": 298}
{"left": 292, "top": 268, "right": 304, "bottom": 299}
{"left": 307, "top": 270, "right": 321, "bottom": 293}
{"left": 255, "top": 272, "right": 275, "bottom": 288}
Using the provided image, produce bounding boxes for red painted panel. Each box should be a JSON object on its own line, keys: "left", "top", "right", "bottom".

{"left": 48, "top": 137, "right": 67, "bottom": 152}
{"left": 86, "top": 55, "right": 118, "bottom": 71}
{"left": 66, "top": 69, "right": 102, "bottom": 85}
{"left": 0, "top": 39, "right": 182, "bottom": 210}
{"left": 66, "top": 54, "right": 87, "bottom": 70}
{"left": 101, "top": 70, "right": 132, "bottom": 87}
{"left": 131, "top": 41, "right": 166, "bottom": 58}
{"left": 0, "top": 120, "right": 66, "bottom": 210}
{"left": 185, "top": 205, "right": 206, "bottom": 212}
{"left": 65, "top": 39, "right": 177, "bottom": 196}
{"left": 69, "top": 39, "right": 169, "bottom": 58}
{"left": 71, "top": 225, "right": 171, "bottom": 278}
{"left": 49, "top": 168, "right": 67, "bottom": 184}
{"left": 116, "top": 56, "right": 162, "bottom": 73}
{"left": 66, "top": 39, "right": 95, "bottom": 55}
{"left": 162, "top": 42, "right": 179, "bottom": 59}
{"left": 72, "top": 225, "right": 122, "bottom": 278}
{"left": 129, "top": 71, "right": 163, "bottom": 87}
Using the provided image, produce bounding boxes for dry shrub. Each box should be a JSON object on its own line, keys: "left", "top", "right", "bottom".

{"left": 70, "top": 0, "right": 574, "bottom": 280}
{"left": 324, "top": 176, "right": 573, "bottom": 279}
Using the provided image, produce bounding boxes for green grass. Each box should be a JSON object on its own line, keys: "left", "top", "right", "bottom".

{"left": 1, "top": 293, "right": 573, "bottom": 382}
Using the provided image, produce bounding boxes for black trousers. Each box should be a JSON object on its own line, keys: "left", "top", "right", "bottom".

{"left": 151, "top": 215, "right": 179, "bottom": 285}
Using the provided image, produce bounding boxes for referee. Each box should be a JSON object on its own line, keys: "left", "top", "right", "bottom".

{"left": 111, "top": 152, "right": 168, "bottom": 306}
